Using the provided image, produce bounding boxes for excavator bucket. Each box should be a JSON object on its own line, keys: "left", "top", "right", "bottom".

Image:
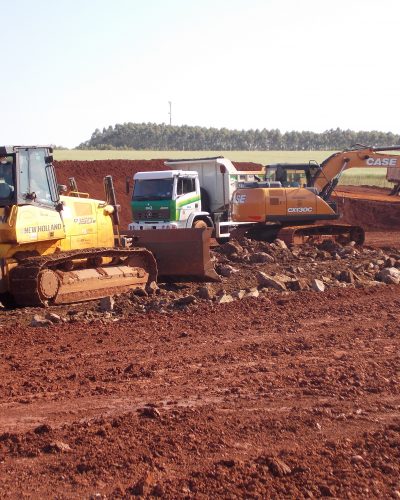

{"left": 126, "top": 228, "right": 220, "bottom": 282}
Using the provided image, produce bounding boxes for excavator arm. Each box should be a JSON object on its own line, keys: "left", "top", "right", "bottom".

{"left": 312, "top": 145, "right": 400, "bottom": 195}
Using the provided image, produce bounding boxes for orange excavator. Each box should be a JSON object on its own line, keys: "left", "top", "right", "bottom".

{"left": 230, "top": 145, "right": 400, "bottom": 245}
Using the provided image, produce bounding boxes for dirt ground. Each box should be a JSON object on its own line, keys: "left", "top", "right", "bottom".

{"left": 0, "top": 161, "right": 399, "bottom": 498}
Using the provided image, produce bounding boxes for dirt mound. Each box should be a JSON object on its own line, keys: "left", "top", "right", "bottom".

{"left": 333, "top": 187, "right": 400, "bottom": 231}
{"left": 54, "top": 159, "right": 167, "bottom": 228}
{"left": 232, "top": 161, "right": 263, "bottom": 171}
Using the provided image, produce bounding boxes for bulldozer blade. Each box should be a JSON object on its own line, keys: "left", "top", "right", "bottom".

{"left": 125, "top": 228, "right": 220, "bottom": 282}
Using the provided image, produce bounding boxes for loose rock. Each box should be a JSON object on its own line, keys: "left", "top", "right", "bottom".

{"left": 311, "top": 279, "right": 325, "bottom": 292}
{"left": 245, "top": 288, "right": 260, "bottom": 298}
{"left": 216, "top": 264, "right": 239, "bottom": 277}
{"left": 99, "top": 296, "right": 115, "bottom": 312}
{"left": 30, "top": 315, "right": 52, "bottom": 327}
{"left": 44, "top": 312, "right": 63, "bottom": 323}
{"left": 217, "top": 293, "right": 235, "bottom": 304}
{"left": 377, "top": 267, "right": 400, "bottom": 284}
{"left": 197, "top": 285, "right": 215, "bottom": 300}
{"left": 267, "top": 457, "right": 292, "bottom": 477}
{"left": 138, "top": 406, "right": 160, "bottom": 419}
{"left": 43, "top": 441, "right": 72, "bottom": 453}
{"left": 173, "top": 295, "right": 197, "bottom": 306}
{"left": 274, "top": 239, "right": 288, "bottom": 250}
{"left": 256, "top": 271, "right": 287, "bottom": 291}
{"left": 249, "top": 252, "right": 275, "bottom": 264}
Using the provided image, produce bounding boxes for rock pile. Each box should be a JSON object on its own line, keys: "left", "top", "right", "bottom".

{"left": 25, "top": 237, "right": 400, "bottom": 326}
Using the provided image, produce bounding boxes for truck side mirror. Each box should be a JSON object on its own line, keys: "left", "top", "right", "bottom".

{"left": 45, "top": 155, "right": 53, "bottom": 164}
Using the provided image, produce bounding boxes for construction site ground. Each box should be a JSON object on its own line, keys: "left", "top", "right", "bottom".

{"left": 0, "top": 160, "right": 399, "bottom": 498}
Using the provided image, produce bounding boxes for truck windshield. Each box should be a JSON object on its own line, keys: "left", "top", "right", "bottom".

{"left": 0, "top": 155, "right": 15, "bottom": 203}
{"left": 133, "top": 178, "right": 174, "bottom": 201}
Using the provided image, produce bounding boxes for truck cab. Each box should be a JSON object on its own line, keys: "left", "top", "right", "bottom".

{"left": 128, "top": 156, "right": 266, "bottom": 238}
{"left": 129, "top": 170, "right": 211, "bottom": 230}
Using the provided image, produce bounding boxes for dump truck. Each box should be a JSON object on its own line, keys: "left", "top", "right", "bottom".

{"left": 127, "top": 156, "right": 264, "bottom": 239}
{"left": 0, "top": 146, "right": 217, "bottom": 307}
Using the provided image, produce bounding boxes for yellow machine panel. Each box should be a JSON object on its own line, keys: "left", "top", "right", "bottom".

{"left": 15, "top": 205, "right": 65, "bottom": 244}
{"left": 58, "top": 196, "right": 115, "bottom": 251}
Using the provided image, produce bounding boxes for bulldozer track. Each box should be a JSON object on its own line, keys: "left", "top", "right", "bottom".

{"left": 9, "top": 247, "right": 157, "bottom": 307}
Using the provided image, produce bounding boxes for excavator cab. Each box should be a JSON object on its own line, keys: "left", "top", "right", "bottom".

{"left": 265, "top": 163, "right": 315, "bottom": 188}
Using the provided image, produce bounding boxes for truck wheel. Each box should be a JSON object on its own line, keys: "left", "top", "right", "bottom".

{"left": 193, "top": 219, "right": 208, "bottom": 229}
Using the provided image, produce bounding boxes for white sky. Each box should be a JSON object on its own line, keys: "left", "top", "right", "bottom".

{"left": 2, "top": 0, "right": 399, "bottom": 148}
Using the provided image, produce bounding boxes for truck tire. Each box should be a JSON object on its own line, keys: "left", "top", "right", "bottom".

{"left": 192, "top": 219, "right": 208, "bottom": 229}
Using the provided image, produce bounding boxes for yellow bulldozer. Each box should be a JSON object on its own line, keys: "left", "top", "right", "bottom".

{"left": 0, "top": 146, "right": 216, "bottom": 307}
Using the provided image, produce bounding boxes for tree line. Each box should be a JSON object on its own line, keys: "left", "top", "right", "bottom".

{"left": 77, "top": 123, "right": 400, "bottom": 151}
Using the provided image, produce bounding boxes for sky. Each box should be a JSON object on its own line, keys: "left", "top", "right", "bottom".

{"left": 2, "top": 0, "right": 399, "bottom": 148}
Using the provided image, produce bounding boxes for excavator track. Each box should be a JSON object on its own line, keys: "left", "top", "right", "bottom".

{"left": 276, "top": 224, "right": 365, "bottom": 246}
{"left": 9, "top": 247, "right": 158, "bottom": 307}
{"left": 230, "top": 223, "right": 365, "bottom": 247}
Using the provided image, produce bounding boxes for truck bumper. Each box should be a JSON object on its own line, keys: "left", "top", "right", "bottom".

{"left": 128, "top": 222, "right": 180, "bottom": 230}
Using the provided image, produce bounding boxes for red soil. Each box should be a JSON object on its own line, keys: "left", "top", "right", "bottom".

{"left": 54, "top": 159, "right": 167, "bottom": 229}
{"left": 1, "top": 287, "right": 399, "bottom": 498}
{"left": 333, "top": 186, "right": 400, "bottom": 231}
{"left": 0, "top": 161, "right": 398, "bottom": 497}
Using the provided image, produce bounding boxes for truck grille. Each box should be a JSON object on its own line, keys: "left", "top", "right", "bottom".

{"left": 134, "top": 208, "right": 170, "bottom": 221}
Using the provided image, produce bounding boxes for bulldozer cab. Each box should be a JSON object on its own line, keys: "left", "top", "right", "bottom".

{"left": 0, "top": 146, "right": 59, "bottom": 208}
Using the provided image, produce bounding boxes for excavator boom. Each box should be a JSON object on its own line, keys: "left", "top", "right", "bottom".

{"left": 312, "top": 145, "right": 400, "bottom": 193}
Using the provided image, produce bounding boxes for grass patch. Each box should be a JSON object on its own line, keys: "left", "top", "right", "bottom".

{"left": 339, "top": 168, "right": 389, "bottom": 188}
{"left": 53, "top": 149, "right": 335, "bottom": 163}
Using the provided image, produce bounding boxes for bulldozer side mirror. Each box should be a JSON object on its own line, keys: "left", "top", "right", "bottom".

{"left": 126, "top": 177, "right": 130, "bottom": 194}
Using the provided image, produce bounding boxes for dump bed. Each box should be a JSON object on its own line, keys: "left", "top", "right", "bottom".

{"left": 164, "top": 157, "right": 263, "bottom": 213}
